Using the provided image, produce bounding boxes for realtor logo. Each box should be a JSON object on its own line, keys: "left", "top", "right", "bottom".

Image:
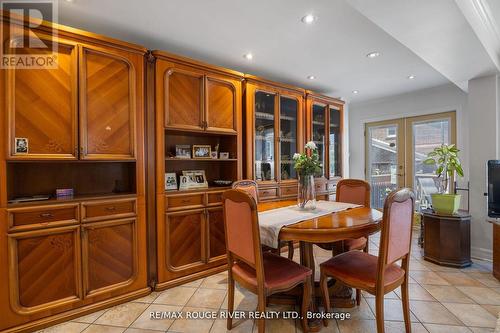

{"left": 1, "top": 0, "right": 58, "bottom": 69}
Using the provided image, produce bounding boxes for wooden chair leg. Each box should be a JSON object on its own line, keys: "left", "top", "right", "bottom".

{"left": 227, "top": 273, "right": 235, "bottom": 330}
{"left": 319, "top": 269, "right": 330, "bottom": 327}
{"left": 364, "top": 239, "right": 369, "bottom": 253}
{"left": 401, "top": 277, "right": 411, "bottom": 333}
{"left": 375, "top": 293, "right": 385, "bottom": 333}
{"left": 287, "top": 241, "right": 294, "bottom": 260}
{"left": 301, "top": 277, "right": 311, "bottom": 333}
{"left": 257, "top": 290, "right": 266, "bottom": 333}
{"left": 356, "top": 289, "right": 361, "bottom": 306}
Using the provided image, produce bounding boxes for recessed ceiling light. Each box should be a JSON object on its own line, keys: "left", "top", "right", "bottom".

{"left": 408, "top": 75, "right": 416, "bottom": 80}
{"left": 301, "top": 14, "right": 317, "bottom": 24}
{"left": 366, "top": 51, "right": 380, "bottom": 58}
{"left": 307, "top": 75, "right": 316, "bottom": 80}
{"left": 243, "top": 53, "right": 253, "bottom": 60}
{"left": 352, "top": 90, "right": 359, "bottom": 94}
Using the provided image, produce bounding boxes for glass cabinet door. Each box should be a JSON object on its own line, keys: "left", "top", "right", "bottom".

{"left": 279, "top": 97, "right": 298, "bottom": 181}
{"left": 329, "top": 106, "right": 341, "bottom": 177}
{"left": 312, "top": 103, "right": 326, "bottom": 177}
{"left": 255, "top": 91, "right": 276, "bottom": 181}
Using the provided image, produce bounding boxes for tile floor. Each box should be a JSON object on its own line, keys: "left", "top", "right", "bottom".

{"left": 38, "top": 232, "right": 500, "bottom": 333}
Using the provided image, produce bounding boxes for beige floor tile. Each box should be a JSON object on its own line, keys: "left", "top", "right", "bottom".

{"left": 365, "top": 298, "right": 418, "bottom": 322}
{"left": 468, "top": 328, "right": 495, "bottom": 333}
{"left": 362, "top": 291, "right": 399, "bottom": 299}
{"left": 384, "top": 321, "right": 428, "bottom": 333}
{"left": 442, "top": 303, "right": 497, "bottom": 328}
{"left": 337, "top": 319, "right": 425, "bottom": 333}
{"left": 460, "top": 261, "right": 493, "bottom": 273}
{"left": 409, "top": 300, "right": 462, "bottom": 325}
{"left": 456, "top": 286, "right": 500, "bottom": 305}
{"left": 436, "top": 272, "right": 486, "bottom": 287}
{"left": 200, "top": 273, "right": 228, "bottom": 290}
{"left": 221, "top": 286, "right": 257, "bottom": 311}
{"left": 72, "top": 310, "right": 107, "bottom": 324}
{"left": 154, "top": 286, "right": 197, "bottom": 306}
{"left": 421, "top": 285, "right": 474, "bottom": 304}
{"left": 409, "top": 260, "right": 431, "bottom": 271}
{"left": 423, "top": 323, "right": 472, "bottom": 333}
{"left": 183, "top": 277, "right": 205, "bottom": 288}
{"left": 186, "top": 288, "right": 226, "bottom": 309}
{"left": 209, "top": 318, "right": 254, "bottom": 333}
{"left": 124, "top": 329, "right": 165, "bottom": 333}
{"left": 409, "top": 271, "right": 450, "bottom": 285}
{"left": 37, "top": 322, "right": 90, "bottom": 333}
{"left": 317, "top": 320, "right": 340, "bottom": 333}
{"left": 480, "top": 304, "right": 500, "bottom": 317}
{"left": 251, "top": 317, "right": 296, "bottom": 333}
{"left": 420, "top": 261, "right": 461, "bottom": 272}
{"left": 95, "top": 303, "right": 149, "bottom": 328}
{"left": 168, "top": 307, "right": 215, "bottom": 333}
{"left": 130, "top": 304, "right": 181, "bottom": 331}
{"left": 134, "top": 292, "right": 161, "bottom": 304}
{"left": 393, "top": 284, "right": 434, "bottom": 301}
{"left": 82, "top": 325, "right": 126, "bottom": 333}
{"left": 333, "top": 297, "right": 374, "bottom": 320}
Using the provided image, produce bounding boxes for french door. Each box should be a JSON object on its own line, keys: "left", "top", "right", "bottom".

{"left": 365, "top": 112, "right": 456, "bottom": 208}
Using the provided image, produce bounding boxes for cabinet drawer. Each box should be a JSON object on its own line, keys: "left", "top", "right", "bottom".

{"left": 258, "top": 188, "right": 278, "bottom": 200}
{"left": 207, "top": 191, "right": 224, "bottom": 206}
{"left": 82, "top": 198, "right": 136, "bottom": 222}
{"left": 8, "top": 204, "right": 79, "bottom": 232}
{"left": 280, "top": 186, "right": 297, "bottom": 197}
{"left": 166, "top": 193, "right": 205, "bottom": 211}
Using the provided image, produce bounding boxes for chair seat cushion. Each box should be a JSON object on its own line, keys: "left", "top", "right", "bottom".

{"left": 344, "top": 237, "right": 367, "bottom": 251}
{"left": 232, "top": 252, "right": 311, "bottom": 291}
{"left": 320, "top": 251, "right": 404, "bottom": 291}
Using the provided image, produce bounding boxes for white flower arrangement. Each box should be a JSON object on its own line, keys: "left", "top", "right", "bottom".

{"left": 304, "top": 141, "right": 317, "bottom": 151}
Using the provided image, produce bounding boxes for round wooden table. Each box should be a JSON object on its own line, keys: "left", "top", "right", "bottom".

{"left": 258, "top": 200, "right": 383, "bottom": 331}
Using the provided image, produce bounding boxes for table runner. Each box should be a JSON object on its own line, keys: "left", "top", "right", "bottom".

{"left": 258, "top": 200, "right": 361, "bottom": 248}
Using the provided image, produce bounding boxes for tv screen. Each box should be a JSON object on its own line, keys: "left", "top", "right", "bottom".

{"left": 488, "top": 160, "right": 500, "bottom": 218}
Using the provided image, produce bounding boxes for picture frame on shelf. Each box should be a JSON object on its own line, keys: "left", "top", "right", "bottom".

{"left": 15, "top": 137, "right": 28, "bottom": 154}
{"left": 182, "top": 170, "right": 208, "bottom": 189}
{"left": 175, "top": 145, "right": 191, "bottom": 159}
{"left": 219, "top": 152, "right": 229, "bottom": 159}
{"left": 210, "top": 151, "right": 218, "bottom": 159}
{"left": 165, "top": 172, "right": 178, "bottom": 190}
{"left": 179, "top": 175, "right": 195, "bottom": 190}
{"left": 192, "top": 145, "right": 211, "bottom": 159}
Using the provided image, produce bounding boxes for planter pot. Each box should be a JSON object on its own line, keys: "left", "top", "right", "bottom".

{"left": 431, "top": 194, "right": 461, "bottom": 214}
{"left": 297, "top": 174, "right": 316, "bottom": 210}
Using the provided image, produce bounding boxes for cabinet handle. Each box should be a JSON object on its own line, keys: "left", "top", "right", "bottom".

{"left": 39, "top": 212, "right": 53, "bottom": 218}
{"left": 105, "top": 206, "right": 116, "bottom": 211}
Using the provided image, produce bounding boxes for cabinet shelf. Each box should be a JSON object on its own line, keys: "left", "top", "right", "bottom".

{"left": 165, "top": 157, "right": 237, "bottom": 162}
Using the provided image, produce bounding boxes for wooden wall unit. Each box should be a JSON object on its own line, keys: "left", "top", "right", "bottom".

{"left": 0, "top": 14, "right": 149, "bottom": 333}
{"left": 152, "top": 51, "right": 243, "bottom": 290}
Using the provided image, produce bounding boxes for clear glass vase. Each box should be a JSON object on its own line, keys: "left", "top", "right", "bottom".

{"left": 297, "top": 174, "right": 316, "bottom": 210}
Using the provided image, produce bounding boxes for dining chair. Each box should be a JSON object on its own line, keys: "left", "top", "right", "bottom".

{"left": 232, "top": 180, "right": 295, "bottom": 260}
{"left": 223, "top": 189, "right": 312, "bottom": 333}
{"left": 319, "top": 188, "right": 415, "bottom": 333}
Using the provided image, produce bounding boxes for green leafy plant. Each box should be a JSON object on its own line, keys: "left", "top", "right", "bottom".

{"left": 293, "top": 141, "right": 322, "bottom": 177}
{"left": 423, "top": 144, "right": 464, "bottom": 193}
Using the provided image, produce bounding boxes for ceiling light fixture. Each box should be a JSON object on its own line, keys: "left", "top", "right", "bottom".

{"left": 301, "top": 14, "right": 317, "bottom": 24}
{"left": 243, "top": 53, "right": 253, "bottom": 60}
{"left": 366, "top": 51, "right": 380, "bottom": 58}
{"left": 408, "top": 75, "right": 416, "bottom": 80}
{"left": 307, "top": 75, "right": 316, "bottom": 80}
{"left": 352, "top": 90, "right": 359, "bottom": 94}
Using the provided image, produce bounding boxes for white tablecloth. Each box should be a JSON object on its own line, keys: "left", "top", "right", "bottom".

{"left": 258, "top": 200, "right": 361, "bottom": 248}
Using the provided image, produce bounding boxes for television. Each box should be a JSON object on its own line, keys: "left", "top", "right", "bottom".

{"left": 488, "top": 160, "right": 500, "bottom": 218}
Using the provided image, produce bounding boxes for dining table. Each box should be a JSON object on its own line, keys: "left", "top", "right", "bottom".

{"left": 257, "top": 200, "right": 383, "bottom": 331}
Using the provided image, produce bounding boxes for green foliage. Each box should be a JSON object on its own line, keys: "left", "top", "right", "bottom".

{"left": 423, "top": 144, "right": 464, "bottom": 178}
{"left": 293, "top": 142, "right": 322, "bottom": 177}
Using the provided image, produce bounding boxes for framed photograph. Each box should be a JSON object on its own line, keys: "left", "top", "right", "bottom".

{"left": 210, "top": 151, "right": 218, "bottom": 159}
{"left": 175, "top": 145, "right": 191, "bottom": 159}
{"left": 182, "top": 170, "right": 208, "bottom": 189}
{"left": 192, "top": 145, "right": 211, "bottom": 159}
{"left": 15, "top": 138, "right": 28, "bottom": 154}
{"left": 165, "top": 173, "right": 178, "bottom": 190}
{"left": 219, "top": 152, "right": 229, "bottom": 159}
{"left": 179, "top": 175, "right": 193, "bottom": 190}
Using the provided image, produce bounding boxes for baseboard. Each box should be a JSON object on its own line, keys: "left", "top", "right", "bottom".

{"left": 471, "top": 246, "right": 493, "bottom": 261}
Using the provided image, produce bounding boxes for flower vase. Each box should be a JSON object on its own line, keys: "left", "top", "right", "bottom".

{"left": 297, "top": 174, "right": 316, "bottom": 210}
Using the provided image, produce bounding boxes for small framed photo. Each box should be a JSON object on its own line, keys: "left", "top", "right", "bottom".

{"left": 219, "top": 152, "right": 229, "bottom": 159}
{"left": 193, "top": 145, "right": 211, "bottom": 159}
{"left": 210, "top": 151, "right": 218, "bottom": 159}
{"left": 179, "top": 175, "right": 193, "bottom": 190}
{"left": 175, "top": 145, "right": 191, "bottom": 159}
{"left": 182, "top": 170, "right": 208, "bottom": 189}
{"left": 165, "top": 173, "right": 178, "bottom": 190}
{"left": 15, "top": 138, "right": 28, "bottom": 154}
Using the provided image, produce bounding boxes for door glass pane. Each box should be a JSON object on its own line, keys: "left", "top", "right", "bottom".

{"left": 255, "top": 91, "right": 275, "bottom": 181}
{"left": 368, "top": 124, "right": 399, "bottom": 209}
{"left": 312, "top": 104, "right": 326, "bottom": 177}
{"left": 280, "top": 97, "right": 298, "bottom": 180}
{"left": 329, "top": 107, "right": 341, "bottom": 177}
{"left": 413, "top": 119, "right": 450, "bottom": 208}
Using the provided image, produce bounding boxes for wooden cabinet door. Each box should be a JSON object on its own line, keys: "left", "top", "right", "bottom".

{"left": 79, "top": 46, "right": 136, "bottom": 160}
{"left": 205, "top": 75, "right": 238, "bottom": 133}
{"left": 7, "top": 225, "right": 82, "bottom": 314}
{"left": 207, "top": 207, "right": 226, "bottom": 261}
{"left": 159, "top": 60, "right": 204, "bottom": 130}
{"left": 165, "top": 209, "right": 206, "bottom": 272}
{"left": 6, "top": 37, "right": 78, "bottom": 159}
{"left": 81, "top": 218, "right": 137, "bottom": 297}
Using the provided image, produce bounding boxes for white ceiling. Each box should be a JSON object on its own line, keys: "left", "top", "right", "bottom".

{"left": 57, "top": 0, "right": 498, "bottom": 103}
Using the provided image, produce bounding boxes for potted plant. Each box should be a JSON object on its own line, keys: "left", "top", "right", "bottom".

{"left": 293, "top": 141, "right": 322, "bottom": 210}
{"left": 423, "top": 144, "right": 464, "bottom": 214}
